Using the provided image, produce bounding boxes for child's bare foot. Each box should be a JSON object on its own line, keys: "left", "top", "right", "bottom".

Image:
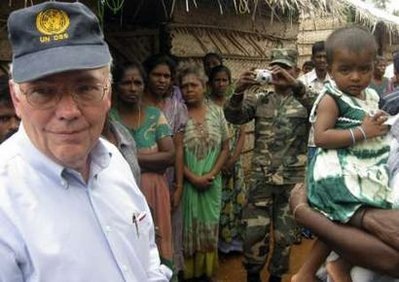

{"left": 326, "top": 259, "right": 352, "bottom": 282}
{"left": 291, "top": 272, "right": 318, "bottom": 282}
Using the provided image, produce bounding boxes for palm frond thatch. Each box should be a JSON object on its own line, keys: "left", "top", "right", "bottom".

{"left": 177, "top": 0, "right": 346, "bottom": 17}
{"left": 178, "top": 0, "right": 399, "bottom": 34}
{"left": 341, "top": 0, "right": 399, "bottom": 35}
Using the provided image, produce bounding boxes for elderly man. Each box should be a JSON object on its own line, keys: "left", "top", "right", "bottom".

{"left": 0, "top": 2, "right": 171, "bottom": 281}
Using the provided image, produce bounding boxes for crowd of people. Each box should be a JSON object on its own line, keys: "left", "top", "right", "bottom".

{"left": 1, "top": 1, "right": 399, "bottom": 282}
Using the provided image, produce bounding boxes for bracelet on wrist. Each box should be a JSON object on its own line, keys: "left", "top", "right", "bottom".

{"left": 357, "top": 126, "right": 367, "bottom": 141}
{"left": 348, "top": 128, "right": 356, "bottom": 145}
{"left": 351, "top": 207, "right": 367, "bottom": 229}
{"left": 360, "top": 207, "right": 368, "bottom": 229}
{"left": 292, "top": 203, "right": 308, "bottom": 220}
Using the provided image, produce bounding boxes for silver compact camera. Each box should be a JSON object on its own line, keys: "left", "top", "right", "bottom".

{"left": 254, "top": 69, "right": 272, "bottom": 84}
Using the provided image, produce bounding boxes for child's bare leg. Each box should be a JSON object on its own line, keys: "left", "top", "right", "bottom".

{"left": 292, "top": 239, "right": 330, "bottom": 282}
{"left": 326, "top": 257, "right": 352, "bottom": 282}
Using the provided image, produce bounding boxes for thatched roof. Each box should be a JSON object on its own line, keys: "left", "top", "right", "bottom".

{"left": 170, "top": 0, "right": 344, "bottom": 20}
{"left": 342, "top": 0, "right": 399, "bottom": 34}
{"left": 166, "top": 0, "right": 399, "bottom": 34}
{"left": 2, "top": 1, "right": 399, "bottom": 33}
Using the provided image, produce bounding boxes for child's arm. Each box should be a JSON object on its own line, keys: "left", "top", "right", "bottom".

{"left": 314, "top": 95, "right": 354, "bottom": 149}
{"left": 292, "top": 239, "right": 331, "bottom": 282}
{"left": 314, "top": 95, "right": 389, "bottom": 149}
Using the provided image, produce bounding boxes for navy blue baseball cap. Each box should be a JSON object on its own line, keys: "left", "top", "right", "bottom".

{"left": 8, "top": 1, "right": 112, "bottom": 83}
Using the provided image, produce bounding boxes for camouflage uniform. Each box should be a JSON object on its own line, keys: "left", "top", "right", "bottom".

{"left": 224, "top": 49, "right": 315, "bottom": 278}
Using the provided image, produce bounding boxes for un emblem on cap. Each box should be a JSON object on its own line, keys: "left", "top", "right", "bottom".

{"left": 36, "top": 9, "right": 70, "bottom": 35}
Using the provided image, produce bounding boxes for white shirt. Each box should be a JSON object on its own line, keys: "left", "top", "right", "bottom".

{"left": 0, "top": 126, "right": 172, "bottom": 282}
{"left": 299, "top": 69, "right": 332, "bottom": 93}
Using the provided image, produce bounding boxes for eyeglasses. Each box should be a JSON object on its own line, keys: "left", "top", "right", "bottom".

{"left": 18, "top": 82, "right": 109, "bottom": 109}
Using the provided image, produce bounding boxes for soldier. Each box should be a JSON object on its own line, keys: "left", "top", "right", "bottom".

{"left": 224, "top": 49, "right": 313, "bottom": 282}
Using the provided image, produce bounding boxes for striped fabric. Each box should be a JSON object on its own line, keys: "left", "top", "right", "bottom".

{"left": 307, "top": 83, "right": 393, "bottom": 222}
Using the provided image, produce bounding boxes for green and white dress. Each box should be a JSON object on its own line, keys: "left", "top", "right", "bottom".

{"left": 307, "top": 83, "right": 393, "bottom": 222}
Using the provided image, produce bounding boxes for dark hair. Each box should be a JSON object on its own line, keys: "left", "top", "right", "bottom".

{"left": 312, "top": 41, "right": 325, "bottom": 56}
{"left": 394, "top": 53, "right": 399, "bottom": 73}
{"left": 203, "top": 52, "right": 223, "bottom": 65}
{"left": 208, "top": 65, "right": 232, "bottom": 84}
{"left": 142, "top": 54, "right": 177, "bottom": 78}
{"left": 0, "top": 75, "right": 12, "bottom": 107}
{"left": 112, "top": 61, "right": 146, "bottom": 86}
{"left": 325, "top": 26, "right": 377, "bottom": 65}
{"left": 302, "top": 60, "right": 315, "bottom": 68}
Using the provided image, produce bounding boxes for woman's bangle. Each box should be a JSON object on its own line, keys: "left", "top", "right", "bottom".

{"left": 351, "top": 207, "right": 367, "bottom": 229}
{"left": 357, "top": 126, "right": 367, "bottom": 141}
{"left": 348, "top": 128, "right": 356, "bottom": 145}
{"left": 360, "top": 208, "right": 368, "bottom": 229}
{"left": 292, "top": 203, "right": 308, "bottom": 220}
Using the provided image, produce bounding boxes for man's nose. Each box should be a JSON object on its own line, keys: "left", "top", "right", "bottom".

{"left": 55, "top": 92, "right": 81, "bottom": 119}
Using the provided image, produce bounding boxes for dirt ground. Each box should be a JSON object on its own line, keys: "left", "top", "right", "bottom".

{"left": 215, "top": 238, "right": 315, "bottom": 282}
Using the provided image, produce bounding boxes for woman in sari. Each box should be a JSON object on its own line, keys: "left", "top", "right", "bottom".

{"left": 208, "top": 65, "right": 247, "bottom": 254}
{"left": 178, "top": 64, "right": 229, "bottom": 280}
{"left": 110, "top": 61, "right": 175, "bottom": 269}
{"left": 142, "top": 55, "right": 188, "bottom": 277}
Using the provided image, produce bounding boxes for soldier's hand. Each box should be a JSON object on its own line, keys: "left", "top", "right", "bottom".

{"left": 269, "top": 65, "right": 298, "bottom": 88}
{"left": 235, "top": 70, "right": 259, "bottom": 93}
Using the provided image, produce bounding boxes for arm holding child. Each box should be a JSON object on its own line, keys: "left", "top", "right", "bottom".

{"left": 290, "top": 184, "right": 399, "bottom": 278}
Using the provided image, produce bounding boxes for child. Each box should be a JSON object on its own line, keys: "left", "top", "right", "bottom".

{"left": 295, "top": 26, "right": 393, "bottom": 282}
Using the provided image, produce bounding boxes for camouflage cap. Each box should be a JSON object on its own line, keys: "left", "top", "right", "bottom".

{"left": 270, "top": 48, "right": 298, "bottom": 67}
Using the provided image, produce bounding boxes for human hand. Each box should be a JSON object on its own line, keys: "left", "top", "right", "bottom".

{"left": 361, "top": 111, "right": 389, "bottom": 139}
{"left": 222, "top": 158, "right": 235, "bottom": 176}
{"left": 235, "top": 70, "right": 259, "bottom": 93}
{"left": 190, "top": 174, "right": 214, "bottom": 191}
{"left": 269, "top": 65, "right": 298, "bottom": 88}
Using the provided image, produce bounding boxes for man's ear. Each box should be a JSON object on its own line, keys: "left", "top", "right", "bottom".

{"left": 8, "top": 81, "right": 22, "bottom": 118}
{"left": 104, "top": 86, "right": 112, "bottom": 111}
